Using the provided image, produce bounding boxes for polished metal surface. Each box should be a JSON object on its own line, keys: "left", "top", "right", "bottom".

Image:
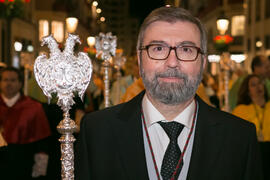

{"left": 34, "top": 33, "right": 92, "bottom": 180}
{"left": 95, "top": 32, "right": 117, "bottom": 108}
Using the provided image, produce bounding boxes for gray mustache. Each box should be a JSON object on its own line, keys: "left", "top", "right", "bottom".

{"left": 156, "top": 69, "right": 187, "bottom": 79}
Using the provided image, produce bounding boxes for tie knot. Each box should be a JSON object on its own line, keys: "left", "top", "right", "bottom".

{"left": 158, "top": 121, "right": 184, "bottom": 140}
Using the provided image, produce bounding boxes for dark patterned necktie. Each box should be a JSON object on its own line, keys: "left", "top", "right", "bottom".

{"left": 158, "top": 121, "right": 184, "bottom": 180}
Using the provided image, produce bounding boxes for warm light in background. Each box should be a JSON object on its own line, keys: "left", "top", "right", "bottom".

{"left": 256, "top": 41, "right": 263, "bottom": 48}
{"left": 27, "top": 45, "right": 34, "bottom": 52}
{"left": 208, "top": 54, "right": 221, "bottom": 62}
{"left": 216, "top": 19, "right": 229, "bottom": 35}
{"left": 100, "top": 17, "right": 105, "bottom": 22}
{"left": 231, "top": 15, "right": 245, "bottom": 36}
{"left": 230, "top": 54, "right": 246, "bottom": 63}
{"left": 92, "top": 1, "right": 98, "bottom": 6}
{"left": 87, "top": 36, "right": 95, "bottom": 47}
{"left": 39, "top": 20, "right": 49, "bottom": 41}
{"left": 52, "top": 21, "right": 64, "bottom": 42}
{"left": 66, "top": 17, "right": 78, "bottom": 33}
{"left": 96, "top": 8, "right": 102, "bottom": 14}
{"left": 14, "top": 41, "right": 22, "bottom": 52}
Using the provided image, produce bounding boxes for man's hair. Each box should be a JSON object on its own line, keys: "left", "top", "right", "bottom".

{"left": 136, "top": 6, "right": 208, "bottom": 56}
{"left": 0, "top": 66, "right": 24, "bottom": 83}
{"left": 251, "top": 55, "right": 263, "bottom": 72}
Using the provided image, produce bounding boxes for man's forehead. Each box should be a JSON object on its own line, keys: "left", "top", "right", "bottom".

{"left": 1, "top": 71, "right": 19, "bottom": 78}
{"left": 144, "top": 20, "right": 201, "bottom": 44}
{"left": 146, "top": 20, "right": 198, "bottom": 31}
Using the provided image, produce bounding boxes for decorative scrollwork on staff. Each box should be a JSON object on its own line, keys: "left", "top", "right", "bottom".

{"left": 34, "top": 33, "right": 93, "bottom": 180}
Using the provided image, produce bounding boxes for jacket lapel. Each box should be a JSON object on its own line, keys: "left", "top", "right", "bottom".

{"left": 187, "top": 96, "right": 226, "bottom": 179}
{"left": 111, "top": 93, "right": 226, "bottom": 179}
{"left": 110, "top": 91, "right": 149, "bottom": 179}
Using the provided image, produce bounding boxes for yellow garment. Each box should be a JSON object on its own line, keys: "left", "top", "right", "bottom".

{"left": 232, "top": 102, "right": 270, "bottom": 141}
{"left": 120, "top": 78, "right": 145, "bottom": 103}
{"left": 120, "top": 77, "right": 211, "bottom": 105}
{"left": 196, "top": 83, "right": 211, "bottom": 105}
{"left": 28, "top": 75, "right": 47, "bottom": 103}
{"left": 110, "top": 75, "right": 134, "bottom": 105}
{"left": 0, "top": 132, "right": 7, "bottom": 147}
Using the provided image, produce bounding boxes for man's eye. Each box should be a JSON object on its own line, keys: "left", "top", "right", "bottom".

{"left": 182, "top": 47, "right": 193, "bottom": 53}
{"left": 151, "top": 45, "right": 165, "bottom": 52}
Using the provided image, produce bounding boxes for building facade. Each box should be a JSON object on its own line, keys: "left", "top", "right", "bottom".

{"left": 245, "top": 0, "right": 270, "bottom": 61}
{"left": 98, "top": 0, "right": 139, "bottom": 56}
{"left": 0, "top": 0, "right": 92, "bottom": 66}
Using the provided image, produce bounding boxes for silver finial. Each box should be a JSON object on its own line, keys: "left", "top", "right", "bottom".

{"left": 95, "top": 32, "right": 117, "bottom": 108}
{"left": 95, "top": 32, "right": 117, "bottom": 61}
{"left": 34, "top": 33, "right": 93, "bottom": 180}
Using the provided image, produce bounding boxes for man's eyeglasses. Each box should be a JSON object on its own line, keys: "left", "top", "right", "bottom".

{"left": 139, "top": 44, "right": 204, "bottom": 61}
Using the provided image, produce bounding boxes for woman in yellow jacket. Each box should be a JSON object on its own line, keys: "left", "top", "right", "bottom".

{"left": 232, "top": 74, "right": 270, "bottom": 179}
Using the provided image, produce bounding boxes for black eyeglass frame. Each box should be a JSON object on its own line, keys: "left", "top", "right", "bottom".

{"left": 139, "top": 44, "right": 204, "bottom": 62}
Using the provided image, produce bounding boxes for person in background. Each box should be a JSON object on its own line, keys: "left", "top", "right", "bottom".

{"left": 266, "top": 55, "right": 270, "bottom": 92}
{"left": 0, "top": 62, "right": 6, "bottom": 95}
{"left": 0, "top": 67, "right": 51, "bottom": 179}
{"left": 110, "top": 56, "right": 139, "bottom": 105}
{"left": 75, "top": 6, "right": 262, "bottom": 180}
{"left": 232, "top": 74, "right": 270, "bottom": 180}
{"left": 203, "top": 73, "right": 220, "bottom": 108}
{"left": 120, "top": 77, "right": 145, "bottom": 103}
{"left": 229, "top": 55, "right": 270, "bottom": 111}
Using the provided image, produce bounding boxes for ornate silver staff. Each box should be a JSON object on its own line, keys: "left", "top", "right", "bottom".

{"left": 34, "top": 34, "right": 92, "bottom": 180}
{"left": 95, "top": 32, "right": 117, "bottom": 108}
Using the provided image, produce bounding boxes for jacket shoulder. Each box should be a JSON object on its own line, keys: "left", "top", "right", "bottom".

{"left": 82, "top": 91, "right": 144, "bottom": 127}
{"left": 84, "top": 103, "right": 125, "bottom": 122}
{"left": 197, "top": 96, "right": 256, "bottom": 130}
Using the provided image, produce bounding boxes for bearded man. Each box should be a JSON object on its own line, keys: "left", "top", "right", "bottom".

{"left": 75, "top": 6, "right": 262, "bottom": 180}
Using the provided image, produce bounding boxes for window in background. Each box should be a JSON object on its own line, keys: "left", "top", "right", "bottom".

{"left": 51, "top": 21, "right": 64, "bottom": 43}
{"left": 256, "top": 0, "right": 261, "bottom": 21}
{"left": 231, "top": 15, "right": 245, "bottom": 36}
{"left": 266, "top": 0, "right": 270, "bottom": 18}
{"left": 39, "top": 20, "right": 49, "bottom": 41}
{"left": 248, "top": 0, "right": 251, "bottom": 24}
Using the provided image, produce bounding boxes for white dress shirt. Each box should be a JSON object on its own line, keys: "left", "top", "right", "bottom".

{"left": 1, "top": 93, "right": 20, "bottom": 107}
{"left": 142, "top": 94, "right": 197, "bottom": 179}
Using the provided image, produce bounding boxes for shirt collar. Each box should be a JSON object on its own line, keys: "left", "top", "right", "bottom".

{"left": 1, "top": 93, "right": 21, "bottom": 107}
{"left": 142, "top": 94, "right": 195, "bottom": 129}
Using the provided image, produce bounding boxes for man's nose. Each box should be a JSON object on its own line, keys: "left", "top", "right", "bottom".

{"left": 164, "top": 49, "right": 179, "bottom": 68}
{"left": 4, "top": 80, "right": 13, "bottom": 84}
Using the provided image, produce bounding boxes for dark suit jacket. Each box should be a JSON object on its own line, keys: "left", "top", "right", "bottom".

{"left": 75, "top": 91, "right": 263, "bottom": 180}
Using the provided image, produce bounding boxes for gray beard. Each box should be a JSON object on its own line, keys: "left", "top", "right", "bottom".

{"left": 141, "top": 67, "right": 203, "bottom": 105}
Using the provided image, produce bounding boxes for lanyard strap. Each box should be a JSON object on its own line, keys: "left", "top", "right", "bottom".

{"left": 141, "top": 101, "right": 198, "bottom": 180}
{"left": 253, "top": 103, "right": 265, "bottom": 131}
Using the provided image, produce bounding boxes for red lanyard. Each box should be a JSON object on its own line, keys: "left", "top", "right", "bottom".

{"left": 141, "top": 101, "right": 198, "bottom": 180}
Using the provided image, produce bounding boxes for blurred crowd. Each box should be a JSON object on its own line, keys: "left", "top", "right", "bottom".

{"left": 1, "top": 54, "right": 270, "bottom": 179}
